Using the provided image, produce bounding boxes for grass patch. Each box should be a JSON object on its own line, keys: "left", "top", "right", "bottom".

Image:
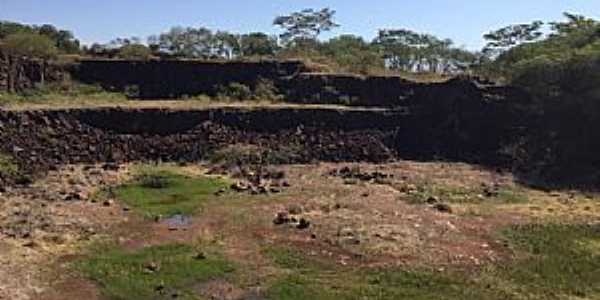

{"left": 498, "top": 223, "right": 600, "bottom": 299}
{"left": 0, "top": 154, "right": 19, "bottom": 178}
{"left": 264, "top": 223, "right": 600, "bottom": 299}
{"left": 77, "top": 243, "right": 234, "bottom": 300}
{"left": 112, "top": 167, "right": 229, "bottom": 218}
{"left": 404, "top": 182, "right": 528, "bottom": 204}
{"left": 263, "top": 246, "right": 499, "bottom": 300}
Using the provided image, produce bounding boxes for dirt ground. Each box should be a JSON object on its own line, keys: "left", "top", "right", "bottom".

{"left": 1, "top": 160, "right": 599, "bottom": 299}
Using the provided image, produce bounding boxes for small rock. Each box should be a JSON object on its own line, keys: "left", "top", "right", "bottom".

{"left": 426, "top": 196, "right": 439, "bottom": 204}
{"left": 288, "top": 204, "right": 303, "bottom": 215}
{"left": 22, "top": 240, "right": 36, "bottom": 248}
{"left": 297, "top": 218, "right": 311, "bottom": 230}
{"left": 231, "top": 181, "right": 249, "bottom": 192}
{"left": 144, "top": 262, "right": 160, "bottom": 274}
{"left": 193, "top": 252, "right": 206, "bottom": 260}
{"left": 273, "top": 212, "right": 290, "bottom": 225}
{"left": 433, "top": 203, "right": 453, "bottom": 214}
{"left": 102, "top": 199, "right": 113, "bottom": 207}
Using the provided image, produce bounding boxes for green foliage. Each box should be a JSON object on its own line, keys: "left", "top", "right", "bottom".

{"left": 253, "top": 78, "right": 283, "bottom": 101}
{"left": 1, "top": 32, "right": 58, "bottom": 59}
{"left": 148, "top": 26, "right": 216, "bottom": 59}
{"left": 239, "top": 32, "right": 279, "bottom": 57}
{"left": 483, "top": 21, "right": 544, "bottom": 56}
{"left": 216, "top": 82, "right": 253, "bottom": 101}
{"left": 117, "top": 44, "right": 152, "bottom": 60}
{"left": 0, "top": 154, "right": 19, "bottom": 178}
{"left": 373, "top": 29, "right": 478, "bottom": 73}
{"left": 77, "top": 243, "right": 234, "bottom": 300}
{"left": 113, "top": 167, "right": 229, "bottom": 218}
{"left": 0, "top": 21, "right": 80, "bottom": 54}
{"left": 274, "top": 8, "right": 339, "bottom": 43}
{"left": 321, "top": 35, "right": 384, "bottom": 74}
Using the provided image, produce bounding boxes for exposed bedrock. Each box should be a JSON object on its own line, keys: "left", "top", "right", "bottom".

{"left": 0, "top": 105, "right": 524, "bottom": 186}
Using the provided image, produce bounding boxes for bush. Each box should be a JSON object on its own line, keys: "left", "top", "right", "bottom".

{"left": 124, "top": 84, "right": 140, "bottom": 99}
{"left": 253, "top": 78, "right": 284, "bottom": 101}
{"left": 216, "top": 82, "right": 253, "bottom": 101}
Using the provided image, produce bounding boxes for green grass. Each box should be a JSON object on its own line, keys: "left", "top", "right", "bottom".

{"left": 0, "top": 154, "right": 19, "bottom": 178}
{"left": 263, "top": 247, "right": 497, "bottom": 300}
{"left": 497, "top": 223, "right": 600, "bottom": 299}
{"left": 112, "top": 167, "right": 229, "bottom": 218}
{"left": 77, "top": 243, "right": 235, "bottom": 300}
{"left": 263, "top": 223, "right": 600, "bottom": 300}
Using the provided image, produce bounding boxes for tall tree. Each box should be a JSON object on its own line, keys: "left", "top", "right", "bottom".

{"left": 483, "top": 21, "right": 544, "bottom": 56}
{"left": 1, "top": 32, "right": 57, "bottom": 91}
{"left": 148, "top": 26, "right": 215, "bottom": 58}
{"left": 239, "top": 32, "right": 278, "bottom": 57}
{"left": 273, "top": 8, "right": 339, "bottom": 44}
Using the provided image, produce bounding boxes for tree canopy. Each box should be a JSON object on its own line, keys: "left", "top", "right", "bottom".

{"left": 273, "top": 8, "right": 339, "bottom": 43}
{"left": 1, "top": 32, "right": 58, "bottom": 59}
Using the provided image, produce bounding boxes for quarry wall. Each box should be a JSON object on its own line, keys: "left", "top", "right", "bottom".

{"left": 70, "top": 59, "right": 528, "bottom": 107}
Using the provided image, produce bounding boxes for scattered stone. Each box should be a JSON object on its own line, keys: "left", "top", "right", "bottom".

{"left": 432, "top": 203, "right": 453, "bottom": 214}
{"left": 193, "top": 252, "right": 206, "bottom": 260}
{"left": 288, "top": 204, "right": 303, "bottom": 215}
{"left": 102, "top": 163, "right": 120, "bottom": 171}
{"left": 102, "top": 199, "right": 113, "bottom": 207}
{"left": 426, "top": 196, "right": 439, "bottom": 204}
{"left": 64, "top": 192, "right": 84, "bottom": 201}
{"left": 231, "top": 181, "right": 249, "bottom": 192}
{"left": 143, "top": 262, "right": 160, "bottom": 274}
{"left": 297, "top": 218, "right": 311, "bottom": 230}
{"left": 273, "top": 212, "right": 290, "bottom": 225}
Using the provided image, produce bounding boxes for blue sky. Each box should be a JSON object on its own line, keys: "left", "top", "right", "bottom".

{"left": 1, "top": 0, "right": 599, "bottom": 50}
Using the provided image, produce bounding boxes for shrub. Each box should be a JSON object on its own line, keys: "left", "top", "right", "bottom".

{"left": 216, "top": 82, "right": 253, "bottom": 101}
{"left": 253, "top": 78, "right": 284, "bottom": 101}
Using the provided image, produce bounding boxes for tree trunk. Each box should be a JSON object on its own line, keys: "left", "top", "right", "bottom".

{"left": 7, "top": 56, "right": 15, "bottom": 93}
{"left": 40, "top": 60, "right": 46, "bottom": 86}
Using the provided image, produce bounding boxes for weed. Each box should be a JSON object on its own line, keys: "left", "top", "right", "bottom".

{"left": 77, "top": 243, "right": 234, "bottom": 300}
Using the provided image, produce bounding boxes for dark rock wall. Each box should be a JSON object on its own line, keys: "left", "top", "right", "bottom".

{"left": 70, "top": 60, "right": 309, "bottom": 99}
{"left": 70, "top": 60, "right": 527, "bottom": 107}
{"left": 0, "top": 105, "right": 525, "bottom": 186}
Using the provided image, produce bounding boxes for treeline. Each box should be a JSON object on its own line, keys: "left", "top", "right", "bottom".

{"left": 0, "top": 8, "right": 481, "bottom": 75}
{"left": 0, "top": 9, "right": 598, "bottom": 81}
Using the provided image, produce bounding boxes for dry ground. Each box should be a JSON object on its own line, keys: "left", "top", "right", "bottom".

{"left": 0, "top": 160, "right": 599, "bottom": 299}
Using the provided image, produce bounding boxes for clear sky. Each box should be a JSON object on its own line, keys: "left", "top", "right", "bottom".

{"left": 1, "top": 0, "right": 599, "bottom": 50}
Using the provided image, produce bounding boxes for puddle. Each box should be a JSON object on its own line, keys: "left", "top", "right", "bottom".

{"left": 162, "top": 214, "right": 193, "bottom": 230}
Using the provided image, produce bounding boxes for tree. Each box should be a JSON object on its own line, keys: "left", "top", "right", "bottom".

{"left": 483, "top": 21, "right": 544, "bottom": 56}
{"left": 212, "top": 31, "right": 240, "bottom": 59}
{"left": 117, "top": 44, "right": 152, "bottom": 60}
{"left": 148, "top": 26, "right": 215, "bottom": 58}
{"left": 1, "top": 32, "right": 57, "bottom": 91}
{"left": 322, "top": 35, "right": 383, "bottom": 74}
{"left": 239, "top": 32, "right": 278, "bottom": 57}
{"left": 550, "top": 13, "right": 598, "bottom": 36}
{"left": 273, "top": 8, "right": 339, "bottom": 44}
{"left": 37, "top": 24, "right": 80, "bottom": 53}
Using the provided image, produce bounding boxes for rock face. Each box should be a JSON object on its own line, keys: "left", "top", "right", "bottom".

{"left": 0, "top": 105, "right": 524, "bottom": 187}
{"left": 70, "top": 60, "right": 529, "bottom": 108}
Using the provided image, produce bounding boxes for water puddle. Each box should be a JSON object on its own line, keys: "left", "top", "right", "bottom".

{"left": 162, "top": 214, "right": 193, "bottom": 230}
